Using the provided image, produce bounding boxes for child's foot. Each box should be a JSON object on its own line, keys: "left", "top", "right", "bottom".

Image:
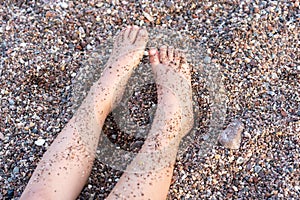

{"left": 93, "top": 26, "right": 148, "bottom": 115}
{"left": 149, "top": 45, "right": 194, "bottom": 140}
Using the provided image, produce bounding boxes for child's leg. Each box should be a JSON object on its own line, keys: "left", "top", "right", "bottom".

{"left": 20, "top": 26, "right": 148, "bottom": 200}
{"left": 107, "top": 46, "right": 194, "bottom": 200}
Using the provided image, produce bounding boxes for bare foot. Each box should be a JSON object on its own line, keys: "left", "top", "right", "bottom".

{"left": 76, "top": 26, "right": 148, "bottom": 150}
{"left": 149, "top": 45, "right": 194, "bottom": 140}
{"left": 97, "top": 26, "right": 148, "bottom": 111}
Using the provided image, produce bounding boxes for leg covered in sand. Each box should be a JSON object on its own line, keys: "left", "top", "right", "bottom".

{"left": 107, "top": 46, "right": 194, "bottom": 200}
{"left": 20, "top": 26, "right": 148, "bottom": 200}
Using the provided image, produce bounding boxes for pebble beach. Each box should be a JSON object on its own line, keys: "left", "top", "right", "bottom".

{"left": 0, "top": 0, "right": 299, "bottom": 199}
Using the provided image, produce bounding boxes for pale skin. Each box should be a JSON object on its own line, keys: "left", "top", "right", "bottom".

{"left": 20, "top": 26, "right": 193, "bottom": 200}
{"left": 107, "top": 45, "right": 194, "bottom": 199}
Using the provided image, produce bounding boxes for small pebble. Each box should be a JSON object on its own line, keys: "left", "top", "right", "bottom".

{"left": 203, "top": 56, "right": 211, "bottom": 64}
{"left": 59, "top": 2, "right": 68, "bottom": 9}
{"left": 106, "top": 9, "right": 112, "bottom": 15}
{"left": 45, "top": 11, "right": 55, "bottom": 18}
{"left": 267, "top": 91, "right": 275, "bottom": 96}
{"left": 143, "top": 11, "right": 154, "bottom": 22}
{"left": 8, "top": 99, "right": 15, "bottom": 105}
{"left": 232, "top": 185, "right": 238, "bottom": 192}
{"left": 165, "top": 1, "right": 174, "bottom": 8}
{"left": 12, "top": 167, "right": 19, "bottom": 174}
{"left": 7, "top": 189, "right": 14, "bottom": 198}
{"left": 243, "top": 131, "right": 251, "bottom": 139}
{"left": 236, "top": 157, "right": 244, "bottom": 164}
{"left": 34, "top": 138, "right": 45, "bottom": 146}
{"left": 111, "top": 134, "right": 117, "bottom": 140}
{"left": 218, "top": 119, "right": 244, "bottom": 149}
{"left": 32, "top": 128, "right": 38, "bottom": 134}
{"left": 254, "top": 165, "right": 262, "bottom": 173}
{"left": 245, "top": 57, "right": 251, "bottom": 63}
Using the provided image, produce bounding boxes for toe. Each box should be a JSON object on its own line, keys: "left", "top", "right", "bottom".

{"left": 167, "top": 46, "right": 174, "bottom": 61}
{"left": 123, "top": 26, "right": 132, "bottom": 40}
{"left": 180, "top": 52, "right": 188, "bottom": 66}
{"left": 134, "top": 28, "right": 149, "bottom": 46}
{"left": 128, "top": 25, "right": 139, "bottom": 44}
{"left": 174, "top": 49, "right": 181, "bottom": 67}
{"left": 179, "top": 53, "right": 191, "bottom": 78}
{"left": 116, "top": 28, "right": 126, "bottom": 44}
{"left": 149, "top": 48, "right": 160, "bottom": 66}
{"left": 159, "top": 45, "right": 168, "bottom": 64}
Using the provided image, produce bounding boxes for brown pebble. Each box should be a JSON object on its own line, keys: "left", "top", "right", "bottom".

{"left": 45, "top": 11, "right": 55, "bottom": 18}
{"left": 280, "top": 109, "right": 288, "bottom": 117}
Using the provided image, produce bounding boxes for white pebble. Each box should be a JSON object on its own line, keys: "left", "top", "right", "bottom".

{"left": 35, "top": 138, "right": 45, "bottom": 146}
{"left": 232, "top": 185, "right": 238, "bottom": 192}
{"left": 79, "top": 27, "right": 85, "bottom": 34}
{"left": 86, "top": 44, "right": 93, "bottom": 50}
{"left": 271, "top": 73, "right": 278, "bottom": 79}
{"left": 243, "top": 131, "right": 251, "bottom": 138}
{"left": 5, "top": 25, "right": 11, "bottom": 31}
{"left": 236, "top": 157, "right": 244, "bottom": 164}
{"left": 143, "top": 11, "right": 154, "bottom": 22}
{"left": 106, "top": 9, "right": 112, "bottom": 14}
{"left": 20, "top": 43, "right": 27, "bottom": 47}
{"left": 59, "top": 2, "right": 68, "bottom": 9}
{"left": 71, "top": 72, "right": 77, "bottom": 77}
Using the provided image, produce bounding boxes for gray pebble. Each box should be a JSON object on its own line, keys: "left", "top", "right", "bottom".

{"left": 254, "top": 165, "right": 262, "bottom": 173}
{"left": 267, "top": 91, "right": 275, "bottom": 96}
{"left": 218, "top": 119, "right": 244, "bottom": 149}
{"left": 165, "top": 1, "right": 174, "bottom": 8}
{"left": 12, "top": 167, "right": 19, "bottom": 174}
{"left": 203, "top": 56, "right": 211, "bottom": 64}
{"left": 8, "top": 99, "right": 15, "bottom": 105}
{"left": 32, "top": 128, "right": 38, "bottom": 134}
{"left": 111, "top": 134, "right": 117, "bottom": 140}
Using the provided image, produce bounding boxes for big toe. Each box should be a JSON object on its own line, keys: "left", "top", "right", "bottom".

{"left": 134, "top": 28, "right": 148, "bottom": 46}
{"left": 159, "top": 45, "right": 168, "bottom": 64}
{"left": 149, "top": 48, "right": 160, "bottom": 66}
{"left": 127, "top": 26, "right": 139, "bottom": 44}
